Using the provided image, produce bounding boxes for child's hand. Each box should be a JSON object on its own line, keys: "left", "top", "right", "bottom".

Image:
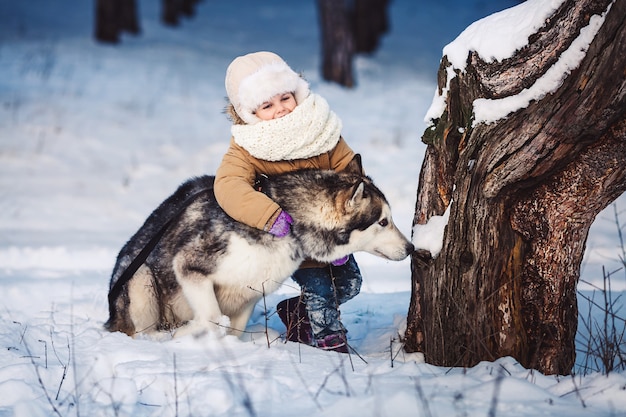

{"left": 331, "top": 255, "right": 349, "bottom": 266}
{"left": 269, "top": 210, "right": 293, "bottom": 237}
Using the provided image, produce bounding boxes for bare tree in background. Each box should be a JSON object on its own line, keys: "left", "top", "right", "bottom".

{"left": 162, "top": 0, "right": 201, "bottom": 27}
{"left": 95, "top": 0, "right": 389, "bottom": 87}
{"left": 95, "top": 0, "right": 200, "bottom": 43}
{"left": 317, "top": 0, "right": 390, "bottom": 87}
{"left": 317, "top": 0, "right": 355, "bottom": 87}
{"left": 404, "top": 0, "right": 626, "bottom": 375}
{"left": 352, "top": 0, "right": 389, "bottom": 53}
{"left": 95, "top": 0, "right": 140, "bottom": 43}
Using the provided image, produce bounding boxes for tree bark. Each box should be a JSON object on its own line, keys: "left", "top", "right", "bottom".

{"left": 405, "top": 0, "right": 626, "bottom": 375}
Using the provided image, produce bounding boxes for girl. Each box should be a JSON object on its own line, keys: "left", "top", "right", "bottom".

{"left": 215, "top": 51, "right": 363, "bottom": 353}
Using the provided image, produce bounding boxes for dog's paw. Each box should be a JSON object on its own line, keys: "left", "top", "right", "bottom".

{"left": 173, "top": 316, "right": 232, "bottom": 339}
{"left": 173, "top": 320, "right": 214, "bottom": 339}
{"left": 217, "top": 315, "right": 231, "bottom": 337}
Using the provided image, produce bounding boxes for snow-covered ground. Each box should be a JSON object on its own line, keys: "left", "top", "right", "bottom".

{"left": 0, "top": 0, "right": 624, "bottom": 416}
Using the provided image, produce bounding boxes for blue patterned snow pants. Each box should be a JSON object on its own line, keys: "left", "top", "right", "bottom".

{"left": 291, "top": 255, "right": 362, "bottom": 339}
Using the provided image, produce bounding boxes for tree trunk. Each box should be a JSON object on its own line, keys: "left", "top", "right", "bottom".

{"left": 162, "top": 0, "right": 199, "bottom": 26}
{"left": 317, "top": 0, "right": 355, "bottom": 87}
{"left": 94, "top": 0, "right": 140, "bottom": 43}
{"left": 405, "top": 0, "right": 626, "bottom": 375}
{"left": 352, "top": 0, "right": 390, "bottom": 53}
{"left": 316, "top": 0, "right": 390, "bottom": 86}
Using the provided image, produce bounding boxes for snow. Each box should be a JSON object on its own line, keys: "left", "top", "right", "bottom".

{"left": 423, "top": 65, "right": 456, "bottom": 125}
{"left": 443, "top": 0, "right": 565, "bottom": 71}
{"left": 1, "top": 0, "right": 625, "bottom": 416}
{"left": 424, "top": 0, "right": 566, "bottom": 125}
{"left": 427, "top": 0, "right": 613, "bottom": 126}
{"left": 412, "top": 203, "right": 451, "bottom": 258}
{"left": 472, "top": 2, "right": 612, "bottom": 124}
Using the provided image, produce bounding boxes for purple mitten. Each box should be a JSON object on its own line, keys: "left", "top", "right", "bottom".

{"left": 331, "top": 255, "right": 350, "bottom": 266}
{"left": 268, "top": 210, "right": 293, "bottom": 237}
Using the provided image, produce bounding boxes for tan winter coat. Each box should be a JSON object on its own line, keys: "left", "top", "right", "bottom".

{"left": 214, "top": 104, "right": 357, "bottom": 268}
{"left": 215, "top": 136, "right": 356, "bottom": 230}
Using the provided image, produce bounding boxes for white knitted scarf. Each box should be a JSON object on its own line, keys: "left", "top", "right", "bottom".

{"left": 231, "top": 93, "right": 342, "bottom": 162}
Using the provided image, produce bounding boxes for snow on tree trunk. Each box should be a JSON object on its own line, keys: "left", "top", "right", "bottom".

{"left": 405, "top": 0, "right": 626, "bottom": 375}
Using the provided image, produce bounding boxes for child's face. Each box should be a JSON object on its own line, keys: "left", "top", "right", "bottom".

{"left": 254, "top": 93, "right": 297, "bottom": 121}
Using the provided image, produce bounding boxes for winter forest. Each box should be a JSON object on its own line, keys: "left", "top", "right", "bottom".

{"left": 1, "top": 0, "right": 625, "bottom": 416}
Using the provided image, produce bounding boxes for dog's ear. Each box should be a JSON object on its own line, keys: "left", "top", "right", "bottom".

{"left": 343, "top": 154, "right": 364, "bottom": 176}
{"left": 346, "top": 182, "right": 365, "bottom": 210}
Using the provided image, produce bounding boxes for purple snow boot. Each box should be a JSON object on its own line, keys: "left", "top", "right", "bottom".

{"left": 315, "top": 333, "right": 349, "bottom": 354}
{"left": 277, "top": 296, "right": 314, "bottom": 345}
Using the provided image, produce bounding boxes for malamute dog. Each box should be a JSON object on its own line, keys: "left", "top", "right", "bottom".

{"left": 106, "top": 157, "right": 413, "bottom": 338}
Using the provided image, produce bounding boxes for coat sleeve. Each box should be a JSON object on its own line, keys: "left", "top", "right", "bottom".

{"left": 214, "top": 139, "right": 281, "bottom": 231}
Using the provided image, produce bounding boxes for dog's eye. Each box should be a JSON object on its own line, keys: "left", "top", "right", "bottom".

{"left": 378, "top": 218, "right": 389, "bottom": 227}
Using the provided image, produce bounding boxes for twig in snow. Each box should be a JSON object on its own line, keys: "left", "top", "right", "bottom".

{"left": 38, "top": 339, "right": 48, "bottom": 369}
{"left": 206, "top": 345, "right": 257, "bottom": 417}
{"left": 568, "top": 373, "right": 587, "bottom": 408}
{"left": 22, "top": 335, "right": 63, "bottom": 417}
{"left": 261, "top": 282, "right": 270, "bottom": 348}
{"left": 173, "top": 353, "right": 179, "bottom": 417}
{"left": 487, "top": 366, "right": 505, "bottom": 417}
{"left": 70, "top": 289, "right": 81, "bottom": 417}
{"left": 314, "top": 358, "right": 353, "bottom": 399}
{"left": 50, "top": 331, "right": 69, "bottom": 401}
{"left": 412, "top": 376, "right": 433, "bottom": 417}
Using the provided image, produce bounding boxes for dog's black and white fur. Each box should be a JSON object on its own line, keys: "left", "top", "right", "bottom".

{"left": 105, "top": 157, "right": 414, "bottom": 338}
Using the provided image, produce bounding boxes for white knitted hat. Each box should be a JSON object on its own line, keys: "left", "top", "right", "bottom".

{"left": 225, "top": 51, "right": 310, "bottom": 125}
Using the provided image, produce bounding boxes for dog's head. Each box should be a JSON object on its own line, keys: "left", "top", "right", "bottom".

{"left": 331, "top": 176, "right": 414, "bottom": 262}
{"left": 279, "top": 158, "right": 414, "bottom": 263}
